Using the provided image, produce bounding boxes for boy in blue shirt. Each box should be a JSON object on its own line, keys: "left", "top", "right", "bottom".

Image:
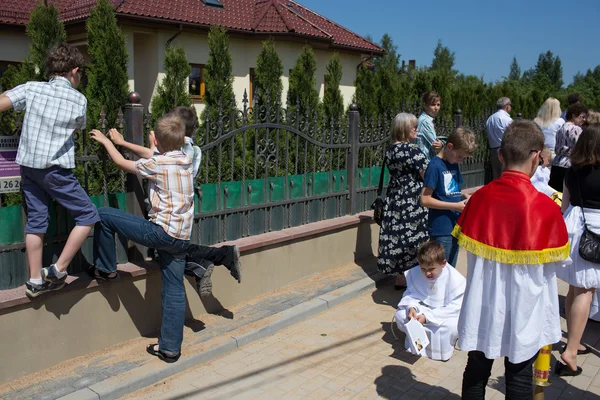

{"left": 421, "top": 128, "right": 477, "bottom": 266}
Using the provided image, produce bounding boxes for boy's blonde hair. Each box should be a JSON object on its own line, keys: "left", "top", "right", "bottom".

{"left": 541, "top": 146, "right": 552, "bottom": 159}
{"left": 391, "top": 113, "right": 417, "bottom": 142}
{"left": 155, "top": 114, "right": 185, "bottom": 151}
{"left": 587, "top": 110, "right": 600, "bottom": 124}
{"left": 417, "top": 241, "right": 446, "bottom": 266}
{"left": 447, "top": 127, "right": 477, "bottom": 154}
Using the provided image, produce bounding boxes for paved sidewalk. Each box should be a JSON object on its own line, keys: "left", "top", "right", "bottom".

{"left": 125, "top": 274, "right": 600, "bottom": 400}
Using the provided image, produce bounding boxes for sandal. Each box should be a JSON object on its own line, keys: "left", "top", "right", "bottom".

{"left": 88, "top": 265, "right": 119, "bottom": 281}
{"left": 146, "top": 344, "right": 181, "bottom": 363}
{"left": 555, "top": 361, "right": 582, "bottom": 377}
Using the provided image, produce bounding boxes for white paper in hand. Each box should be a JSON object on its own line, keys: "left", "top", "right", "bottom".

{"left": 405, "top": 318, "right": 430, "bottom": 356}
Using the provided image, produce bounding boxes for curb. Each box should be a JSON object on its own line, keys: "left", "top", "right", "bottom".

{"left": 59, "top": 273, "right": 386, "bottom": 400}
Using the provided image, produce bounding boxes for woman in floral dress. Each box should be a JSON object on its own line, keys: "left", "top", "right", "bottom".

{"left": 377, "top": 113, "right": 429, "bottom": 288}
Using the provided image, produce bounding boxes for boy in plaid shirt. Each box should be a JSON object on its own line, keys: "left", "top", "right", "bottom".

{"left": 0, "top": 43, "right": 100, "bottom": 298}
{"left": 90, "top": 113, "right": 194, "bottom": 363}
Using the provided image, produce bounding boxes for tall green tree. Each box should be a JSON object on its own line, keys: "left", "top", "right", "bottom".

{"left": 85, "top": 0, "right": 129, "bottom": 195}
{"left": 534, "top": 50, "right": 563, "bottom": 90}
{"left": 151, "top": 45, "right": 193, "bottom": 124}
{"left": 288, "top": 45, "right": 319, "bottom": 114}
{"left": 323, "top": 52, "right": 344, "bottom": 125}
{"left": 431, "top": 40, "right": 455, "bottom": 72}
{"left": 353, "top": 61, "right": 379, "bottom": 120}
{"left": 27, "top": 3, "right": 67, "bottom": 81}
{"left": 508, "top": 57, "right": 521, "bottom": 81}
{"left": 254, "top": 38, "right": 283, "bottom": 106}
{"left": 85, "top": 0, "right": 129, "bottom": 129}
{"left": 204, "top": 25, "right": 234, "bottom": 113}
{"left": 375, "top": 34, "right": 401, "bottom": 116}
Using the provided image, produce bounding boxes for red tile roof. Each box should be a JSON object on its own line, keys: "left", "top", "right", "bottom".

{"left": 0, "top": 0, "right": 383, "bottom": 54}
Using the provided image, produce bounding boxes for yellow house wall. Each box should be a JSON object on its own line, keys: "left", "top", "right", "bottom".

{"left": 0, "top": 30, "right": 30, "bottom": 62}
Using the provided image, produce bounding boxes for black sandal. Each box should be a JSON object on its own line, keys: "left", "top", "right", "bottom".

{"left": 146, "top": 344, "right": 180, "bottom": 363}
{"left": 555, "top": 361, "right": 582, "bottom": 377}
{"left": 88, "top": 265, "right": 119, "bottom": 281}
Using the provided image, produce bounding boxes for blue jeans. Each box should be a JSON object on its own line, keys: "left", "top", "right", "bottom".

{"left": 93, "top": 207, "right": 190, "bottom": 355}
{"left": 431, "top": 235, "right": 459, "bottom": 267}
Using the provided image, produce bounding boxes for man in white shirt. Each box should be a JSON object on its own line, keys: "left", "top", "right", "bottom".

{"left": 486, "top": 97, "right": 513, "bottom": 180}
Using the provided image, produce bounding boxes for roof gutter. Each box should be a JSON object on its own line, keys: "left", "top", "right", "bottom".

{"left": 166, "top": 24, "right": 183, "bottom": 47}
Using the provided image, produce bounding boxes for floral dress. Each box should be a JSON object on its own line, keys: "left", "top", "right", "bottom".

{"left": 377, "top": 142, "right": 429, "bottom": 275}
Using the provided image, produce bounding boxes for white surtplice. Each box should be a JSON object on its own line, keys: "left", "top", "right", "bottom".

{"left": 395, "top": 264, "right": 466, "bottom": 361}
{"left": 457, "top": 252, "right": 569, "bottom": 364}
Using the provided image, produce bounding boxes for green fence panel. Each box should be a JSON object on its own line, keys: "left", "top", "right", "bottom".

{"left": 267, "top": 176, "right": 285, "bottom": 202}
{"left": 289, "top": 175, "right": 304, "bottom": 199}
{"left": 0, "top": 205, "right": 24, "bottom": 244}
{"left": 332, "top": 170, "right": 346, "bottom": 192}
{"left": 200, "top": 183, "right": 218, "bottom": 212}
{"left": 314, "top": 172, "right": 330, "bottom": 196}
{"left": 358, "top": 168, "right": 371, "bottom": 189}
{"left": 222, "top": 181, "right": 242, "bottom": 209}
{"left": 246, "top": 178, "right": 265, "bottom": 205}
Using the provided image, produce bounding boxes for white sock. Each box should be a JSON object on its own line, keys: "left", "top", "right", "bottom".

{"left": 30, "top": 278, "right": 43, "bottom": 285}
{"left": 53, "top": 264, "right": 67, "bottom": 278}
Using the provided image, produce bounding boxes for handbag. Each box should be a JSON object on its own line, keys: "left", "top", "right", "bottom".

{"left": 576, "top": 174, "right": 600, "bottom": 264}
{"left": 371, "top": 158, "right": 387, "bottom": 226}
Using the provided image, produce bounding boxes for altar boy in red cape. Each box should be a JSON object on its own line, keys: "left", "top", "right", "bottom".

{"left": 453, "top": 120, "right": 570, "bottom": 399}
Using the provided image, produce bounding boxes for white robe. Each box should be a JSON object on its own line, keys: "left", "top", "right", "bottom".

{"left": 531, "top": 166, "right": 555, "bottom": 197}
{"left": 458, "top": 252, "right": 568, "bottom": 363}
{"left": 395, "top": 264, "right": 466, "bottom": 361}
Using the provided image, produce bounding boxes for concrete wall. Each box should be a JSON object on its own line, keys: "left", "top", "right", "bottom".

{"left": 0, "top": 214, "right": 379, "bottom": 384}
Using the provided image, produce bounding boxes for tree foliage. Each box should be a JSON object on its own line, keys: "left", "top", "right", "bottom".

{"left": 323, "top": 52, "right": 344, "bottom": 125}
{"left": 254, "top": 38, "right": 283, "bottom": 106}
{"left": 151, "top": 45, "right": 193, "bottom": 124}
{"left": 204, "top": 25, "right": 234, "bottom": 113}
{"left": 288, "top": 45, "right": 319, "bottom": 114}
{"left": 27, "top": 3, "right": 67, "bottom": 81}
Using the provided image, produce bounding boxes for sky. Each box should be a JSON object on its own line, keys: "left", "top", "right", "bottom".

{"left": 298, "top": 0, "right": 600, "bottom": 86}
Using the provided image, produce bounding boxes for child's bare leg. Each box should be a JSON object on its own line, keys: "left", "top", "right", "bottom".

{"left": 562, "top": 286, "right": 594, "bottom": 370}
{"left": 55, "top": 224, "right": 94, "bottom": 272}
{"left": 26, "top": 233, "right": 44, "bottom": 280}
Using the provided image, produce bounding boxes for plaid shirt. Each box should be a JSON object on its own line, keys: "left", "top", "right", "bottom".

{"left": 135, "top": 151, "right": 194, "bottom": 241}
{"left": 7, "top": 77, "right": 86, "bottom": 169}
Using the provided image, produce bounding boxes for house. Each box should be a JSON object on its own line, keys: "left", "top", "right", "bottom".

{"left": 0, "top": 0, "right": 383, "bottom": 114}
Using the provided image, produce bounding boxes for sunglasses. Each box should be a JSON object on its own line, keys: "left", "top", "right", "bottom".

{"left": 529, "top": 149, "right": 544, "bottom": 166}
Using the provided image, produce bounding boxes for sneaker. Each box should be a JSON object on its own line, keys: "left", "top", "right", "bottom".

{"left": 191, "top": 261, "right": 214, "bottom": 298}
{"left": 227, "top": 245, "right": 242, "bottom": 284}
{"left": 40, "top": 264, "right": 67, "bottom": 284}
{"left": 88, "top": 265, "right": 120, "bottom": 281}
{"left": 25, "top": 280, "right": 66, "bottom": 299}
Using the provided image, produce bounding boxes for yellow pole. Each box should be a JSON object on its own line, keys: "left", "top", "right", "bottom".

{"left": 532, "top": 344, "right": 552, "bottom": 399}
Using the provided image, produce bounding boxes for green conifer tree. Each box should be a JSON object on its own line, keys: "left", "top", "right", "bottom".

{"left": 204, "top": 25, "right": 234, "bottom": 115}
{"left": 323, "top": 52, "right": 344, "bottom": 125}
{"left": 254, "top": 38, "right": 283, "bottom": 106}
{"left": 288, "top": 45, "right": 319, "bottom": 114}
{"left": 151, "top": 45, "right": 193, "bottom": 124}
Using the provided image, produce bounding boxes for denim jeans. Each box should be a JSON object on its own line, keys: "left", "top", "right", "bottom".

{"left": 462, "top": 351, "right": 536, "bottom": 400}
{"left": 93, "top": 207, "right": 190, "bottom": 355}
{"left": 431, "top": 235, "right": 459, "bottom": 267}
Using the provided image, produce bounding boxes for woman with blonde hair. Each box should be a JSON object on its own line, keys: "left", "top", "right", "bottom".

{"left": 534, "top": 97, "right": 565, "bottom": 157}
{"left": 378, "top": 113, "right": 429, "bottom": 289}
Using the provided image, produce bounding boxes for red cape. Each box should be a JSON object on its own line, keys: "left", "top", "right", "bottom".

{"left": 452, "top": 170, "right": 569, "bottom": 264}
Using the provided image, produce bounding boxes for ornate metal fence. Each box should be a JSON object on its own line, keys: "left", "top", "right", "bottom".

{"left": 0, "top": 93, "right": 491, "bottom": 289}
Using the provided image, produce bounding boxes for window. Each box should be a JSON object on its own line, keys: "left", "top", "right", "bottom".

{"left": 189, "top": 64, "right": 205, "bottom": 101}
{"left": 249, "top": 68, "right": 256, "bottom": 105}
{"left": 202, "top": 0, "right": 223, "bottom": 7}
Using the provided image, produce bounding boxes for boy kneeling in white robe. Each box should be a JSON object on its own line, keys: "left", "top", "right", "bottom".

{"left": 394, "top": 241, "right": 466, "bottom": 361}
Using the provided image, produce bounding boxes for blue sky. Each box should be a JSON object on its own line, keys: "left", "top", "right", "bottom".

{"left": 299, "top": 0, "right": 600, "bottom": 86}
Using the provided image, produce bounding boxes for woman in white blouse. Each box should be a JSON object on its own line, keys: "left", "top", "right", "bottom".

{"left": 534, "top": 97, "right": 565, "bottom": 159}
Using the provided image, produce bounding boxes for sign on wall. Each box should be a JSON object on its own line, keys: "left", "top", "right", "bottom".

{"left": 0, "top": 136, "right": 20, "bottom": 194}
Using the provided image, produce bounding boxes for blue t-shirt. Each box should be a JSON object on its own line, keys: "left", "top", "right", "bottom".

{"left": 422, "top": 156, "right": 463, "bottom": 237}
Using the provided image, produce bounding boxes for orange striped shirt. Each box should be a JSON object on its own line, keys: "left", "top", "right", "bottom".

{"left": 134, "top": 151, "right": 194, "bottom": 241}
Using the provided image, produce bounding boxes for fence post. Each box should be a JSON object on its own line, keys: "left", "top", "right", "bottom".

{"left": 346, "top": 104, "right": 360, "bottom": 215}
{"left": 454, "top": 109, "right": 463, "bottom": 128}
{"left": 123, "top": 91, "right": 148, "bottom": 261}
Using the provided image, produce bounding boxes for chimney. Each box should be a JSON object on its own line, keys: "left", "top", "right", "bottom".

{"left": 409, "top": 59, "right": 416, "bottom": 69}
